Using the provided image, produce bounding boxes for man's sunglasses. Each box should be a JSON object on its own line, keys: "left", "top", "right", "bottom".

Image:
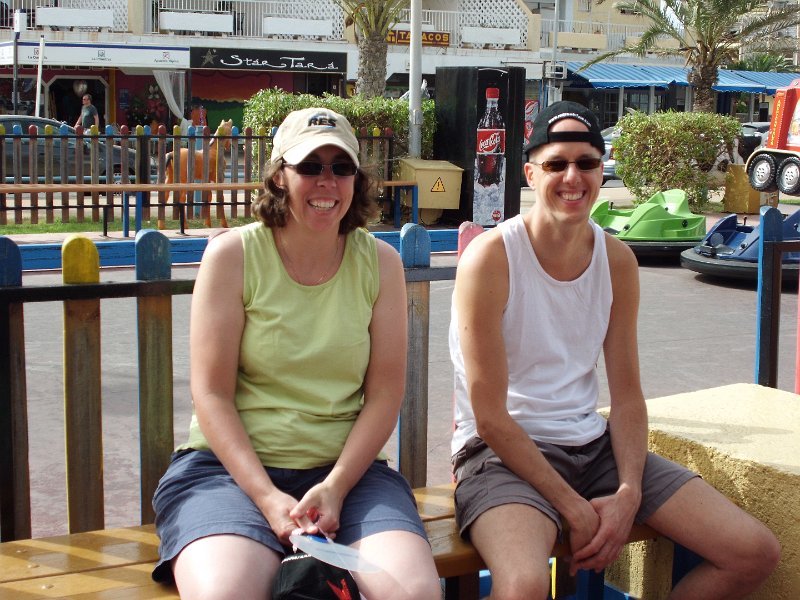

{"left": 283, "top": 161, "right": 358, "bottom": 177}
{"left": 530, "top": 157, "right": 602, "bottom": 173}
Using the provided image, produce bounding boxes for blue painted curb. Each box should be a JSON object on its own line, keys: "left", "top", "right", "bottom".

{"left": 14, "top": 229, "right": 460, "bottom": 271}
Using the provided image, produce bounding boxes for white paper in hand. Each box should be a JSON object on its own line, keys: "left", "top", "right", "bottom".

{"left": 289, "top": 533, "right": 381, "bottom": 573}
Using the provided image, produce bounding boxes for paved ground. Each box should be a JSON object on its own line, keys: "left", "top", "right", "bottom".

{"left": 8, "top": 184, "right": 800, "bottom": 538}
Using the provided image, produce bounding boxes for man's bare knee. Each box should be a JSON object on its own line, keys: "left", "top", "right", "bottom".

{"left": 490, "top": 564, "right": 551, "bottom": 600}
{"left": 724, "top": 524, "right": 781, "bottom": 588}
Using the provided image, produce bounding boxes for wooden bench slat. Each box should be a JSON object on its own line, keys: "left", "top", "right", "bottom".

{"left": 414, "top": 483, "right": 456, "bottom": 521}
{"left": 0, "top": 562, "right": 175, "bottom": 599}
{"left": 0, "top": 526, "right": 158, "bottom": 584}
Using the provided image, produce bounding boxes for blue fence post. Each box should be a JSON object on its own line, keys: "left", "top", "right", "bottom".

{"left": 400, "top": 221, "right": 431, "bottom": 269}
{"left": 0, "top": 236, "right": 31, "bottom": 541}
{"left": 755, "top": 206, "right": 784, "bottom": 387}
{"left": 122, "top": 192, "right": 130, "bottom": 238}
{"left": 134, "top": 230, "right": 175, "bottom": 524}
{"left": 397, "top": 223, "right": 431, "bottom": 488}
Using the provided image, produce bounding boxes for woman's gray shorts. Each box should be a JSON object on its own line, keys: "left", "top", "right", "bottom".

{"left": 151, "top": 449, "right": 426, "bottom": 583}
{"left": 452, "top": 428, "right": 698, "bottom": 537}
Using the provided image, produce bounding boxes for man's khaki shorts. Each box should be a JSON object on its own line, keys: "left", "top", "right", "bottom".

{"left": 452, "top": 427, "right": 697, "bottom": 537}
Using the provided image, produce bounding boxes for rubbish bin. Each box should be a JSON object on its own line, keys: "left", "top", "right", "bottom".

{"left": 399, "top": 158, "right": 463, "bottom": 225}
{"left": 724, "top": 164, "right": 778, "bottom": 214}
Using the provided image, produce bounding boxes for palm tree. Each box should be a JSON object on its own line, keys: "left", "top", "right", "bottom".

{"left": 334, "top": 0, "right": 410, "bottom": 98}
{"left": 588, "top": 0, "right": 800, "bottom": 112}
{"left": 730, "top": 51, "right": 798, "bottom": 73}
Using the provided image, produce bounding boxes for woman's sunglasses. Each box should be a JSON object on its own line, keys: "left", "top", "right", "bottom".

{"left": 530, "top": 157, "right": 602, "bottom": 173}
{"left": 283, "top": 161, "right": 358, "bottom": 177}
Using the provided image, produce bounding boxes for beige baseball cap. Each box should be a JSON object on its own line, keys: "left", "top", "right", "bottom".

{"left": 270, "top": 107, "right": 360, "bottom": 167}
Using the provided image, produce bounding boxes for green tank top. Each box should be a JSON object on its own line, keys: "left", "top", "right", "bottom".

{"left": 179, "top": 222, "right": 380, "bottom": 468}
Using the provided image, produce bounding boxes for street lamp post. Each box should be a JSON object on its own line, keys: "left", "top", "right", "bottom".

{"left": 408, "top": 0, "right": 422, "bottom": 158}
{"left": 12, "top": 10, "right": 23, "bottom": 115}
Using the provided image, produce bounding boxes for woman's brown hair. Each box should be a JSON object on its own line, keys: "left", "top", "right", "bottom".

{"left": 252, "top": 159, "right": 379, "bottom": 234}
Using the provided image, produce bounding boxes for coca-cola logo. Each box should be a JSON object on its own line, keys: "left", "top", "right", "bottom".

{"left": 476, "top": 129, "right": 505, "bottom": 154}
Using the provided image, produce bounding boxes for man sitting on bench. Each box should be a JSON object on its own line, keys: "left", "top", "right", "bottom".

{"left": 449, "top": 101, "right": 780, "bottom": 599}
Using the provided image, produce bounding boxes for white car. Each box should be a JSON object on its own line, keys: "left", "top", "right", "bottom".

{"left": 601, "top": 126, "right": 620, "bottom": 184}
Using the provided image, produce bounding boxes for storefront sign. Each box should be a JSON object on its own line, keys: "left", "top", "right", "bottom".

{"left": 0, "top": 41, "right": 189, "bottom": 68}
{"left": 387, "top": 30, "right": 450, "bottom": 47}
{"left": 191, "top": 47, "right": 346, "bottom": 73}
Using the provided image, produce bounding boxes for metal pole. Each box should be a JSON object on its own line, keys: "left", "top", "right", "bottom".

{"left": 35, "top": 36, "right": 44, "bottom": 118}
{"left": 408, "top": 0, "right": 422, "bottom": 158}
{"left": 549, "top": 0, "right": 560, "bottom": 105}
{"left": 12, "top": 10, "right": 22, "bottom": 115}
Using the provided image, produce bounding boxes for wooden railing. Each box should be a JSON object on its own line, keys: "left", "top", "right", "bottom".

{"left": 0, "top": 224, "right": 449, "bottom": 540}
{"left": 0, "top": 124, "right": 396, "bottom": 226}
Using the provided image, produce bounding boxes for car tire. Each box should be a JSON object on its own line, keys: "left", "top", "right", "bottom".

{"left": 777, "top": 157, "right": 800, "bottom": 196}
{"left": 747, "top": 153, "right": 778, "bottom": 192}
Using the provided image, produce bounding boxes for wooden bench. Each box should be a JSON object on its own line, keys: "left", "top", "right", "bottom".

{"left": 0, "top": 225, "right": 664, "bottom": 600}
{"left": 0, "top": 482, "right": 660, "bottom": 600}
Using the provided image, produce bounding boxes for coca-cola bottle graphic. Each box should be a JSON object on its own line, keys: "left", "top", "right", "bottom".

{"left": 476, "top": 87, "right": 506, "bottom": 186}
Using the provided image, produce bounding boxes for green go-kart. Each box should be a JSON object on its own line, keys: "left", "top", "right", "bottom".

{"left": 590, "top": 189, "right": 706, "bottom": 257}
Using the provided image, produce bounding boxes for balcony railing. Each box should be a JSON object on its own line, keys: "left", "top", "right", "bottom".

{"left": 0, "top": 0, "right": 128, "bottom": 32}
{"left": 541, "top": 19, "right": 648, "bottom": 52}
{"left": 149, "top": 0, "right": 346, "bottom": 40}
{"left": 0, "top": 1, "right": 649, "bottom": 55}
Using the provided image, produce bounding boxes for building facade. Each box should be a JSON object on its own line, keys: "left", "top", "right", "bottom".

{"left": 0, "top": 0, "right": 794, "bottom": 130}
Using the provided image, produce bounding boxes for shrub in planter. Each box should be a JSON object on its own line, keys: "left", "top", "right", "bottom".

{"left": 614, "top": 111, "right": 741, "bottom": 210}
{"left": 242, "top": 89, "right": 436, "bottom": 173}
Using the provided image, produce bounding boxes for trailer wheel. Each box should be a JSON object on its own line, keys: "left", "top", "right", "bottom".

{"left": 747, "top": 153, "right": 778, "bottom": 192}
{"left": 777, "top": 157, "right": 800, "bottom": 195}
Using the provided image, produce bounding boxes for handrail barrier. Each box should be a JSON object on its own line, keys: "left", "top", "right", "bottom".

{"left": 0, "top": 124, "right": 396, "bottom": 228}
{"left": 0, "top": 223, "right": 450, "bottom": 540}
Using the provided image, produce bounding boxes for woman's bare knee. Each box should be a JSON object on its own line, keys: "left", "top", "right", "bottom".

{"left": 173, "top": 534, "right": 280, "bottom": 600}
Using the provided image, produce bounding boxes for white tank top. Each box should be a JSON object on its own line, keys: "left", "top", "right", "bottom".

{"left": 451, "top": 215, "right": 611, "bottom": 455}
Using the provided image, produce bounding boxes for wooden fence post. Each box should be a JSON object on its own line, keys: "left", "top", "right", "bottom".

{"left": 59, "top": 124, "right": 70, "bottom": 222}
{"left": 0, "top": 237, "right": 30, "bottom": 541}
{"left": 399, "top": 223, "right": 431, "bottom": 488}
{"left": 755, "top": 206, "right": 784, "bottom": 387}
{"left": 62, "top": 235, "right": 103, "bottom": 533}
{"left": 135, "top": 230, "right": 174, "bottom": 524}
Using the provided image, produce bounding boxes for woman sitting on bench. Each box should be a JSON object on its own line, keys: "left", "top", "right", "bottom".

{"left": 151, "top": 107, "right": 441, "bottom": 599}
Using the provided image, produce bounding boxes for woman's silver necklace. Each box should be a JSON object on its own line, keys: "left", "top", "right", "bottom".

{"left": 278, "top": 230, "right": 342, "bottom": 285}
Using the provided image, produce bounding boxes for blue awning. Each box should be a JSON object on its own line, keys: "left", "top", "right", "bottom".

{"left": 713, "top": 70, "right": 765, "bottom": 93}
{"left": 638, "top": 65, "right": 690, "bottom": 87}
{"left": 568, "top": 62, "right": 797, "bottom": 94}
{"left": 723, "top": 70, "right": 799, "bottom": 94}
{"left": 567, "top": 62, "right": 671, "bottom": 88}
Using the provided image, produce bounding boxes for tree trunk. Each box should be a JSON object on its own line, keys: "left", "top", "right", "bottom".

{"left": 356, "top": 30, "right": 388, "bottom": 98}
{"left": 688, "top": 64, "right": 717, "bottom": 113}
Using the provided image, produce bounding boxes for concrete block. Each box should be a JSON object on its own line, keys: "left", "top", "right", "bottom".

{"left": 602, "top": 383, "right": 800, "bottom": 599}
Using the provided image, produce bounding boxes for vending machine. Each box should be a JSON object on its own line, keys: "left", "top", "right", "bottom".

{"left": 434, "top": 66, "right": 525, "bottom": 226}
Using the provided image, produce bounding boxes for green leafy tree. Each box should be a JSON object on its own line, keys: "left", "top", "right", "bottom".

{"left": 730, "top": 51, "right": 798, "bottom": 73}
{"left": 334, "top": 0, "right": 409, "bottom": 98}
{"left": 614, "top": 110, "right": 741, "bottom": 209}
{"left": 589, "top": 0, "right": 800, "bottom": 112}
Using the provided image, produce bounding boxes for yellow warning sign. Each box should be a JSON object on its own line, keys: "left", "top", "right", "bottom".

{"left": 431, "top": 177, "right": 446, "bottom": 192}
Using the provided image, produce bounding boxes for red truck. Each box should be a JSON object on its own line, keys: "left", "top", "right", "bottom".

{"left": 747, "top": 78, "right": 800, "bottom": 195}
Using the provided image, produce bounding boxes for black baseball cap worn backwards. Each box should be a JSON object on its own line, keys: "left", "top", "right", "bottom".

{"left": 523, "top": 101, "right": 605, "bottom": 158}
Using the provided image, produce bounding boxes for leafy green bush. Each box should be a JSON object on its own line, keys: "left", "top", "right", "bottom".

{"left": 614, "top": 111, "right": 741, "bottom": 210}
{"left": 242, "top": 89, "right": 436, "bottom": 170}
